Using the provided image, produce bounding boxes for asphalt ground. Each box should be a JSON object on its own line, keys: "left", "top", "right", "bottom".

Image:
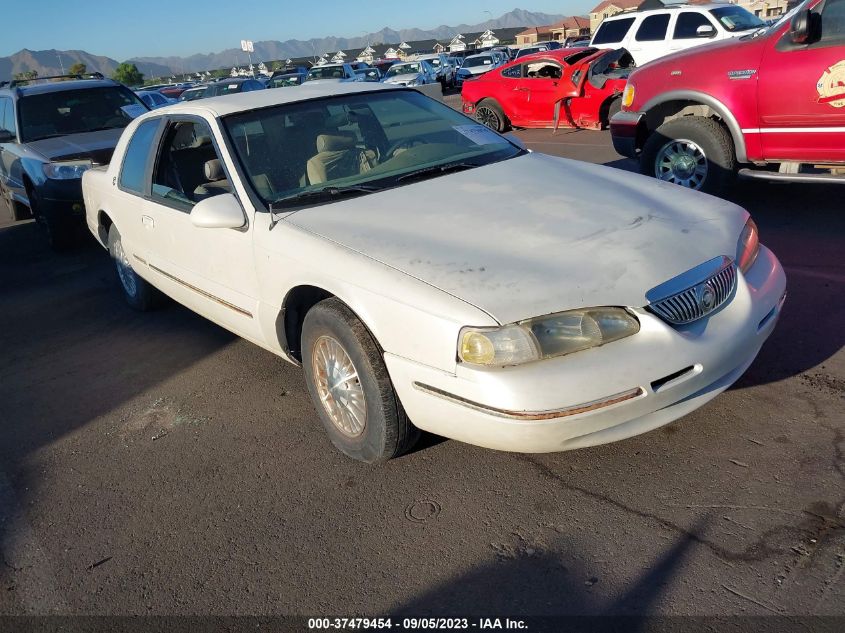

{"left": 0, "top": 123, "right": 843, "bottom": 628}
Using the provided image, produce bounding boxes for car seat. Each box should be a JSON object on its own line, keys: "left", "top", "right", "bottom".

{"left": 194, "top": 159, "right": 232, "bottom": 200}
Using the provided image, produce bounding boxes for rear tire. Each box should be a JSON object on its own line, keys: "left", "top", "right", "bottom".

{"left": 474, "top": 99, "right": 508, "bottom": 133}
{"left": 301, "top": 297, "right": 419, "bottom": 463}
{"left": 108, "top": 224, "right": 160, "bottom": 311}
{"left": 641, "top": 116, "right": 736, "bottom": 195}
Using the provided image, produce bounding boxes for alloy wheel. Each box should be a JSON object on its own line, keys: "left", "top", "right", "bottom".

{"left": 312, "top": 335, "right": 367, "bottom": 437}
{"left": 654, "top": 139, "right": 708, "bottom": 189}
{"left": 113, "top": 238, "right": 137, "bottom": 298}
{"left": 475, "top": 106, "right": 501, "bottom": 131}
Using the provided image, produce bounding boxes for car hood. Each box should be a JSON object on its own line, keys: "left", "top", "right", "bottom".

{"left": 26, "top": 128, "right": 124, "bottom": 165}
{"left": 461, "top": 66, "right": 492, "bottom": 75}
{"left": 285, "top": 153, "right": 747, "bottom": 324}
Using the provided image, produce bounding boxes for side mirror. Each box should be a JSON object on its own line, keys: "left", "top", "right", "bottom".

{"left": 190, "top": 193, "right": 246, "bottom": 229}
{"left": 696, "top": 24, "right": 717, "bottom": 38}
{"left": 790, "top": 9, "right": 811, "bottom": 44}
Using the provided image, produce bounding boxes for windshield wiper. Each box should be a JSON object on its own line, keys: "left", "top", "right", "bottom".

{"left": 270, "top": 184, "right": 382, "bottom": 213}
{"left": 395, "top": 161, "right": 481, "bottom": 184}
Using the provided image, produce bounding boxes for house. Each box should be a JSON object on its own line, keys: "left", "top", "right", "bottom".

{"left": 515, "top": 25, "right": 554, "bottom": 45}
{"left": 589, "top": 0, "right": 644, "bottom": 32}
{"left": 433, "top": 42, "right": 446, "bottom": 53}
{"left": 448, "top": 34, "right": 466, "bottom": 52}
{"left": 384, "top": 47, "right": 400, "bottom": 59}
{"left": 471, "top": 29, "right": 500, "bottom": 48}
{"left": 549, "top": 16, "right": 592, "bottom": 41}
{"left": 733, "top": 0, "right": 789, "bottom": 18}
{"left": 357, "top": 45, "right": 376, "bottom": 63}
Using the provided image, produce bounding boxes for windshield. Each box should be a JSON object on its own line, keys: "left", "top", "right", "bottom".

{"left": 307, "top": 66, "right": 346, "bottom": 80}
{"left": 710, "top": 6, "right": 766, "bottom": 31}
{"left": 425, "top": 58, "right": 441, "bottom": 67}
{"left": 19, "top": 87, "right": 147, "bottom": 142}
{"left": 463, "top": 56, "right": 494, "bottom": 68}
{"left": 272, "top": 75, "right": 302, "bottom": 87}
{"left": 206, "top": 82, "right": 248, "bottom": 96}
{"left": 386, "top": 63, "right": 421, "bottom": 76}
{"left": 223, "top": 90, "right": 522, "bottom": 208}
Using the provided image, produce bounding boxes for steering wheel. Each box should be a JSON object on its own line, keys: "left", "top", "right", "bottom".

{"left": 382, "top": 138, "right": 427, "bottom": 161}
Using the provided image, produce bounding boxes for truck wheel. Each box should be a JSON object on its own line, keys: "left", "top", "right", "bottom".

{"left": 301, "top": 297, "right": 419, "bottom": 463}
{"left": 641, "top": 116, "right": 736, "bottom": 194}
{"left": 474, "top": 99, "right": 508, "bottom": 133}
{"left": 108, "top": 224, "right": 159, "bottom": 311}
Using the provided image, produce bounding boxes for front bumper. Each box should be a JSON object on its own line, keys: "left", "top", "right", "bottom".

{"left": 34, "top": 178, "right": 86, "bottom": 221}
{"left": 385, "top": 246, "right": 786, "bottom": 453}
{"left": 610, "top": 110, "right": 644, "bottom": 159}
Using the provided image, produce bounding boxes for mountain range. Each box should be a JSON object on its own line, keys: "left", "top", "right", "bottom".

{"left": 1, "top": 8, "right": 564, "bottom": 81}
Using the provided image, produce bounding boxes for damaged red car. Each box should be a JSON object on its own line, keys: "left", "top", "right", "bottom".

{"left": 461, "top": 48, "right": 634, "bottom": 132}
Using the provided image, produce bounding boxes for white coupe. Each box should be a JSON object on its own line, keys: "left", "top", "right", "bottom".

{"left": 82, "top": 83, "right": 786, "bottom": 463}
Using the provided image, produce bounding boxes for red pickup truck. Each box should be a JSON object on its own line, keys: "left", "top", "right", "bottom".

{"left": 611, "top": 0, "right": 845, "bottom": 194}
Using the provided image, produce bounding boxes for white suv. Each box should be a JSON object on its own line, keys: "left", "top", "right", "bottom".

{"left": 589, "top": 2, "right": 767, "bottom": 66}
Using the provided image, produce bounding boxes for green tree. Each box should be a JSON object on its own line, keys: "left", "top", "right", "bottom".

{"left": 68, "top": 62, "right": 87, "bottom": 76}
{"left": 112, "top": 62, "right": 143, "bottom": 86}
{"left": 13, "top": 69, "right": 38, "bottom": 81}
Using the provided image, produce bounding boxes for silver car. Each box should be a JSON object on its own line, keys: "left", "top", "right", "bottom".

{"left": 381, "top": 61, "right": 437, "bottom": 87}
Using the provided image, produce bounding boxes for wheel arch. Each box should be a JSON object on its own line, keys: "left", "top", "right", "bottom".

{"left": 276, "top": 285, "right": 336, "bottom": 364}
{"left": 96, "top": 209, "right": 114, "bottom": 247}
{"left": 641, "top": 91, "right": 746, "bottom": 163}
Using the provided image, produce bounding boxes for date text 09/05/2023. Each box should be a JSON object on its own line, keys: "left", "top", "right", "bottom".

{"left": 307, "top": 617, "right": 529, "bottom": 630}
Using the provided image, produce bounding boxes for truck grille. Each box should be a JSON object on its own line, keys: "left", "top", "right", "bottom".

{"left": 648, "top": 262, "right": 736, "bottom": 326}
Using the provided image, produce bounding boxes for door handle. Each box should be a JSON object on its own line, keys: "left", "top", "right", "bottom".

{"left": 142, "top": 215, "right": 155, "bottom": 229}
{"left": 513, "top": 87, "right": 529, "bottom": 92}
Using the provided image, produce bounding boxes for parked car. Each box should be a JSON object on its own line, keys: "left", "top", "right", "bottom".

{"left": 353, "top": 67, "right": 382, "bottom": 82}
{"left": 514, "top": 41, "right": 563, "bottom": 60}
{"left": 135, "top": 90, "right": 177, "bottom": 109}
{"left": 179, "top": 86, "right": 208, "bottom": 101}
{"left": 455, "top": 53, "right": 505, "bottom": 85}
{"left": 203, "top": 78, "right": 266, "bottom": 97}
{"left": 0, "top": 74, "right": 148, "bottom": 246}
{"left": 160, "top": 84, "right": 190, "bottom": 99}
{"left": 82, "top": 83, "right": 785, "bottom": 463}
{"left": 415, "top": 53, "right": 456, "bottom": 87}
{"left": 590, "top": 2, "right": 765, "bottom": 66}
{"left": 382, "top": 60, "right": 438, "bottom": 86}
{"left": 371, "top": 59, "right": 399, "bottom": 75}
{"left": 305, "top": 64, "right": 358, "bottom": 83}
{"left": 565, "top": 36, "right": 592, "bottom": 47}
{"left": 269, "top": 73, "right": 306, "bottom": 88}
{"left": 611, "top": 0, "right": 845, "bottom": 194}
{"left": 462, "top": 48, "right": 633, "bottom": 132}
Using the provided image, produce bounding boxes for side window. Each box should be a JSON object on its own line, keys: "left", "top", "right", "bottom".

{"left": 0, "top": 98, "right": 10, "bottom": 134}
{"left": 674, "top": 12, "right": 715, "bottom": 39}
{"left": 636, "top": 14, "right": 671, "bottom": 41}
{"left": 119, "top": 118, "right": 160, "bottom": 195}
{"left": 821, "top": 0, "right": 845, "bottom": 42}
{"left": 501, "top": 65, "right": 522, "bottom": 78}
{"left": 524, "top": 61, "right": 562, "bottom": 80}
{"left": 592, "top": 17, "right": 636, "bottom": 44}
{"left": 151, "top": 120, "right": 230, "bottom": 212}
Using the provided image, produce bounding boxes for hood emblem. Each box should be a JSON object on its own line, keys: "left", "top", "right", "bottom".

{"left": 817, "top": 60, "right": 845, "bottom": 108}
{"left": 697, "top": 281, "right": 717, "bottom": 313}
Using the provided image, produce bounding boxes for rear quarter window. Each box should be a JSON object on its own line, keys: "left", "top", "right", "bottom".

{"left": 592, "top": 17, "right": 636, "bottom": 44}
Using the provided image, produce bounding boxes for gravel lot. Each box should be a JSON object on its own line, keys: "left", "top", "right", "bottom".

{"left": 0, "top": 125, "right": 843, "bottom": 623}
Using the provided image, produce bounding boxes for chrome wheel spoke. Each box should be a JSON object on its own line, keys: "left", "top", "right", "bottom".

{"left": 312, "top": 335, "right": 367, "bottom": 437}
{"left": 654, "top": 138, "right": 708, "bottom": 190}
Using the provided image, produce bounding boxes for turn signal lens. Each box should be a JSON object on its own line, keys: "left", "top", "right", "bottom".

{"left": 622, "top": 83, "right": 635, "bottom": 109}
{"left": 737, "top": 218, "right": 760, "bottom": 273}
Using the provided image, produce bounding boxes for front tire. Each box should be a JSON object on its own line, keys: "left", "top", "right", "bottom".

{"left": 474, "top": 99, "right": 508, "bottom": 133}
{"left": 29, "top": 188, "right": 71, "bottom": 250}
{"left": 108, "top": 224, "right": 159, "bottom": 311}
{"left": 302, "top": 297, "right": 419, "bottom": 463}
{"left": 641, "top": 116, "right": 736, "bottom": 195}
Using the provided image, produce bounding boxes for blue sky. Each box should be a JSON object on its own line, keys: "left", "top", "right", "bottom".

{"left": 5, "top": 1, "right": 595, "bottom": 60}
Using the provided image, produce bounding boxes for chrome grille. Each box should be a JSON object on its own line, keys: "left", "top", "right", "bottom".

{"left": 648, "top": 261, "right": 737, "bottom": 325}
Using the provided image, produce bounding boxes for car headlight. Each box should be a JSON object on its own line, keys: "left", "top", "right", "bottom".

{"left": 407, "top": 78, "right": 420, "bottom": 86}
{"left": 42, "top": 160, "right": 93, "bottom": 180}
{"left": 622, "top": 83, "right": 635, "bottom": 109}
{"left": 458, "top": 307, "right": 640, "bottom": 367}
{"left": 737, "top": 217, "right": 760, "bottom": 273}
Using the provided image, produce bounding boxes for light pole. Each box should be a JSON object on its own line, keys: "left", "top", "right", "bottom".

{"left": 56, "top": 51, "right": 65, "bottom": 75}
